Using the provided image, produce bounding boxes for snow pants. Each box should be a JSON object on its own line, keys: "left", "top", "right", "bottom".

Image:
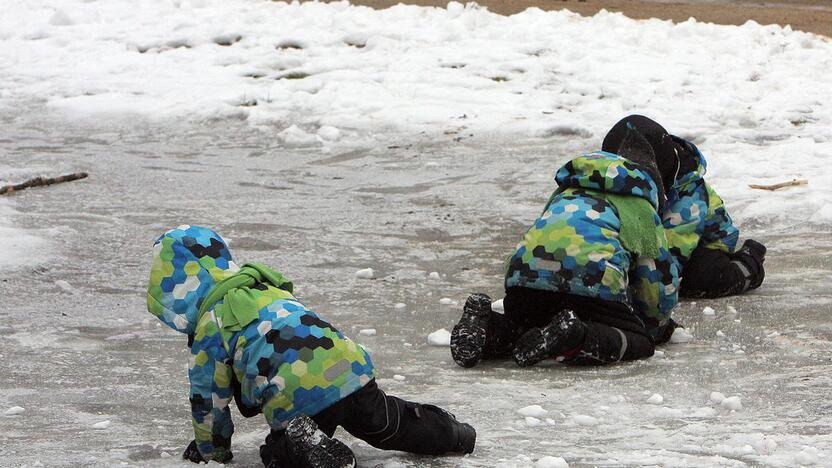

{"left": 489, "top": 288, "right": 663, "bottom": 365}
{"left": 260, "top": 379, "right": 470, "bottom": 467}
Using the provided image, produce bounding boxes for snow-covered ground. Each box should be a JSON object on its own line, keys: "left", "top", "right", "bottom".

{"left": 1, "top": 1, "right": 831, "bottom": 466}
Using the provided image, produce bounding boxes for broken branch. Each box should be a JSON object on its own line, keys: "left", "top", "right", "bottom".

{"left": 0, "top": 172, "right": 89, "bottom": 195}
{"left": 748, "top": 179, "right": 808, "bottom": 191}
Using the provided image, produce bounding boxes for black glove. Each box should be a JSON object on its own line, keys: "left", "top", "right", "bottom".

{"left": 183, "top": 440, "right": 233, "bottom": 464}
{"left": 731, "top": 239, "right": 766, "bottom": 291}
{"left": 183, "top": 440, "right": 206, "bottom": 464}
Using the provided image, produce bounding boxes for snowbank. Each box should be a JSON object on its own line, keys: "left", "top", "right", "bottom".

{"left": 2, "top": 1, "right": 830, "bottom": 230}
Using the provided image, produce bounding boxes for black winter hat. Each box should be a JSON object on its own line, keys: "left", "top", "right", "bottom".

{"left": 602, "top": 115, "right": 679, "bottom": 194}
{"left": 616, "top": 128, "right": 666, "bottom": 209}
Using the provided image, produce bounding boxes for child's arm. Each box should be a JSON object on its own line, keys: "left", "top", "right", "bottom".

{"left": 699, "top": 181, "right": 740, "bottom": 253}
{"left": 188, "top": 317, "right": 235, "bottom": 463}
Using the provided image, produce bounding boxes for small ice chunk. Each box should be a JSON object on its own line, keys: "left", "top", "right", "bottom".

{"left": 354, "top": 268, "right": 374, "bottom": 279}
{"left": 439, "top": 298, "right": 455, "bottom": 305}
{"left": 491, "top": 298, "right": 504, "bottom": 312}
{"left": 710, "top": 392, "right": 726, "bottom": 404}
{"left": 316, "top": 125, "right": 341, "bottom": 142}
{"left": 647, "top": 394, "right": 664, "bottom": 405}
{"left": 670, "top": 327, "right": 693, "bottom": 343}
{"left": 92, "top": 420, "right": 112, "bottom": 430}
{"left": 534, "top": 456, "right": 569, "bottom": 468}
{"left": 517, "top": 405, "right": 548, "bottom": 418}
{"left": 716, "top": 330, "right": 726, "bottom": 338}
{"left": 796, "top": 446, "right": 821, "bottom": 465}
{"left": 428, "top": 271, "right": 441, "bottom": 280}
{"left": 55, "top": 280, "right": 76, "bottom": 294}
{"left": 394, "top": 303, "right": 407, "bottom": 310}
{"left": 727, "top": 305, "right": 738, "bottom": 314}
{"left": 4, "top": 406, "right": 25, "bottom": 416}
{"left": 702, "top": 306, "right": 716, "bottom": 316}
{"left": 571, "top": 414, "right": 598, "bottom": 426}
{"left": 652, "top": 350, "right": 665, "bottom": 358}
{"left": 427, "top": 328, "right": 451, "bottom": 346}
{"left": 766, "top": 331, "right": 780, "bottom": 338}
{"left": 358, "top": 329, "right": 377, "bottom": 336}
{"left": 720, "top": 396, "right": 742, "bottom": 410}
{"left": 524, "top": 416, "right": 542, "bottom": 427}
{"left": 393, "top": 374, "right": 406, "bottom": 381}
{"left": 160, "top": 452, "right": 171, "bottom": 459}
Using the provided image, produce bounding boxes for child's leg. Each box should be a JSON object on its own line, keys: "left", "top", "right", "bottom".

{"left": 339, "top": 380, "right": 476, "bottom": 455}
{"left": 513, "top": 296, "right": 655, "bottom": 366}
{"left": 259, "top": 403, "right": 352, "bottom": 467}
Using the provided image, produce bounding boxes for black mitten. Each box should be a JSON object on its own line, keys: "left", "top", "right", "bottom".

{"left": 182, "top": 440, "right": 206, "bottom": 464}
{"left": 731, "top": 239, "right": 766, "bottom": 291}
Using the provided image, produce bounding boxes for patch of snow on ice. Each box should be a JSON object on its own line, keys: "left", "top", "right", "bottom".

{"left": 354, "top": 268, "right": 374, "bottom": 279}
{"left": 358, "top": 328, "right": 377, "bottom": 336}
{"left": 671, "top": 327, "right": 694, "bottom": 344}
{"left": 517, "top": 405, "right": 548, "bottom": 418}
{"left": 647, "top": 394, "right": 664, "bottom": 405}
{"left": 534, "top": 456, "right": 569, "bottom": 468}
{"left": 92, "top": 420, "right": 111, "bottom": 430}
{"left": 427, "top": 328, "right": 451, "bottom": 346}
{"left": 4, "top": 406, "right": 25, "bottom": 416}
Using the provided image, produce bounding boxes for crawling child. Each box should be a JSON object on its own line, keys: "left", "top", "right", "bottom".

{"left": 147, "top": 225, "right": 475, "bottom": 467}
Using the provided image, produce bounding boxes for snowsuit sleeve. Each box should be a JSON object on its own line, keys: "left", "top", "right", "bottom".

{"left": 189, "top": 313, "right": 235, "bottom": 461}
{"left": 663, "top": 179, "right": 738, "bottom": 268}
{"left": 630, "top": 245, "right": 680, "bottom": 330}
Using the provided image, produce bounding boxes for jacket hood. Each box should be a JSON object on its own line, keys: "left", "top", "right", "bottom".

{"left": 147, "top": 225, "right": 240, "bottom": 334}
{"left": 669, "top": 135, "right": 707, "bottom": 192}
{"left": 602, "top": 115, "right": 679, "bottom": 195}
{"left": 555, "top": 151, "right": 661, "bottom": 210}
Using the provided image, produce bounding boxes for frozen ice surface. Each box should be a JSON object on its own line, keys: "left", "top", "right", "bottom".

{"left": 1, "top": 1, "right": 831, "bottom": 465}
{"left": 427, "top": 328, "right": 452, "bottom": 347}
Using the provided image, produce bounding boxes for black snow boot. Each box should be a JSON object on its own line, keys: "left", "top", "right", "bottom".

{"left": 285, "top": 415, "right": 356, "bottom": 468}
{"left": 732, "top": 239, "right": 766, "bottom": 291}
{"left": 450, "top": 293, "right": 492, "bottom": 368}
{"left": 512, "top": 310, "right": 587, "bottom": 367}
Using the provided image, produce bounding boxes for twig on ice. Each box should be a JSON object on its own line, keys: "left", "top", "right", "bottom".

{"left": 748, "top": 179, "right": 808, "bottom": 191}
{"left": 0, "top": 172, "right": 88, "bottom": 195}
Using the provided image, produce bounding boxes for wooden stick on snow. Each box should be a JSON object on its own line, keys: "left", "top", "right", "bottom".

{"left": 0, "top": 172, "right": 89, "bottom": 196}
{"left": 748, "top": 179, "right": 808, "bottom": 191}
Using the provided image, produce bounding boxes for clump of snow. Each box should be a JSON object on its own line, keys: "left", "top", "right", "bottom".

{"left": 278, "top": 125, "right": 318, "bottom": 147}
{"left": 354, "top": 268, "right": 374, "bottom": 279}
{"left": 710, "top": 392, "right": 726, "bottom": 404}
{"left": 571, "top": 415, "right": 598, "bottom": 426}
{"left": 534, "top": 456, "right": 569, "bottom": 468}
{"left": 92, "top": 420, "right": 112, "bottom": 430}
{"left": 524, "top": 416, "right": 542, "bottom": 427}
{"left": 358, "top": 328, "right": 377, "bottom": 336}
{"left": 316, "top": 125, "right": 341, "bottom": 142}
{"left": 727, "top": 305, "right": 738, "bottom": 314}
{"left": 393, "top": 303, "right": 406, "bottom": 310}
{"left": 702, "top": 306, "right": 716, "bottom": 316}
{"left": 670, "top": 327, "right": 693, "bottom": 343}
{"left": 427, "top": 328, "right": 451, "bottom": 346}
{"left": 428, "top": 271, "right": 441, "bottom": 280}
{"left": 721, "top": 396, "right": 743, "bottom": 411}
{"left": 439, "top": 297, "right": 455, "bottom": 305}
{"left": 795, "top": 446, "right": 823, "bottom": 465}
{"left": 517, "top": 405, "right": 548, "bottom": 418}
{"left": 392, "top": 374, "right": 406, "bottom": 381}
{"left": 4, "top": 406, "right": 25, "bottom": 416}
{"left": 652, "top": 350, "right": 665, "bottom": 358}
{"left": 647, "top": 394, "right": 664, "bottom": 405}
{"left": 491, "top": 298, "right": 505, "bottom": 313}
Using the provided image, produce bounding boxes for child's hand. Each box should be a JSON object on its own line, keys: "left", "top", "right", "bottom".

{"left": 182, "top": 440, "right": 206, "bottom": 463}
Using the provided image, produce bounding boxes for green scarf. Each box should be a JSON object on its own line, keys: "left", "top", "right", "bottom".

{"left": 605, "top": 193, "right": 667, "bottom": 259}
{"left": 198, "top": 262, "right": 294, "bottom": 345}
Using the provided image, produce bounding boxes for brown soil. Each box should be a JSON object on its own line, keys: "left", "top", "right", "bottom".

{"left": 344, "top": 0, "right": 832, "bottom": 37}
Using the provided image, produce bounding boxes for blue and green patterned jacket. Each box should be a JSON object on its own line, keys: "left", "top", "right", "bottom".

{"left": 147, "top": 226, "right": 375, "bottom": 461}
{"left": 662, "top": 139, "right": 739, "bottom": 267}
{"left": 505, "top": 152, "right": 680, "bottom": 327}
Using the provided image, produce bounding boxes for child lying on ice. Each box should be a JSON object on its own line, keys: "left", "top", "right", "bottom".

{"left": 601, "top": 115, "right": 766, "bottom": 299}
{"left": 451, "top": 127, "right": 681, "bottom": 368}
{"left": 147, "top": 225, "right": 475, "bottom": 467}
